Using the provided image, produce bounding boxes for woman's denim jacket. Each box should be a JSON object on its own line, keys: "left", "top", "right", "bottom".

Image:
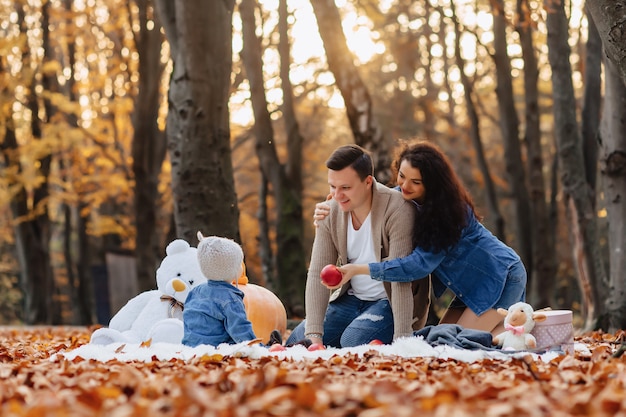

{"left": 368, "top": 209, "right": 522, "bottom": 315}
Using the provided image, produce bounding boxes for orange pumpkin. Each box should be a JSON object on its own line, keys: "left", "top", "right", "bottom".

{"left": 234, "top": 264, "right": 287, "bottom": 344}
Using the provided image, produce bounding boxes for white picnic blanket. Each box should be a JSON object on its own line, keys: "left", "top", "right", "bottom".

{"left": 51, "top": 335, "right": 587, "bottom": 363}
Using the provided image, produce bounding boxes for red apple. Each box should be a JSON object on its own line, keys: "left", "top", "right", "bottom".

{"left": 368, "top": 339, "right": 384, "bottom": 346}
{"left": 307, "top": 343, "right": 326, "bottom": 351}
{"left": 320, "top": 264, "right": 342, "bottom": 286}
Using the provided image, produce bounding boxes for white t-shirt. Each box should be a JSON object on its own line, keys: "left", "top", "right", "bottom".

{"left": 347, "top": 213, "right": 387, "bottom": 301}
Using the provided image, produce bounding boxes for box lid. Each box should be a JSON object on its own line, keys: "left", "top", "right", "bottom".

{"left": 534, "top": 310, "right": 572, "bottom": 326}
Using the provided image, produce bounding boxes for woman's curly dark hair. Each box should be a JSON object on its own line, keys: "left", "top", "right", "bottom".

{"left": 391, "top": 140, "right": 479, "bottom": 253}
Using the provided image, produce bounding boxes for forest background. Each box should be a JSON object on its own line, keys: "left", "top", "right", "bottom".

{"left": 0, "top": 0, "right": 625, "bottom": 334}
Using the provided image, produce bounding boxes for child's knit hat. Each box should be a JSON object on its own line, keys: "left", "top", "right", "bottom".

{"left": 196, "top": 232, "right": 243, "bottom": 282}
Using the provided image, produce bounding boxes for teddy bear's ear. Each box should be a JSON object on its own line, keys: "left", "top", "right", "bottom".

{"left": 497, "top": 307, "right": 509, "bottom": 317}
{"left": 197, "top": 231, "right": 205, "bottom": 242}
{"left": 165, "top": 239, "right": 191, "bottom": 256}
{"left": 533, "top": 313, "right": 547, "bottom": 322}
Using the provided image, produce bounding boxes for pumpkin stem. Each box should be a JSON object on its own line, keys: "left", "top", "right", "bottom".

{"left": 234, "top": 262, "right": 249, "bottom": 286}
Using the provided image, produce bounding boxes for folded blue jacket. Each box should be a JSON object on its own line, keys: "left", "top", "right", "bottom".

{"left": 414, "top": 323, "right": 496, "bottom": 350}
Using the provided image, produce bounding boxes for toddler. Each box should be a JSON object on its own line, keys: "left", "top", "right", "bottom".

{"left": 182, "top": 232, "right": 258, "bottom": 347}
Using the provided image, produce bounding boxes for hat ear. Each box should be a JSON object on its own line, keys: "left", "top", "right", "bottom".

{"left": 197, "top": 231, "right": 205, "bottom": 242}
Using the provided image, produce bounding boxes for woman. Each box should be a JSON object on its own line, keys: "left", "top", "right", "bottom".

{"left": 315, "top": 140, "right": 526, "bottom": 335}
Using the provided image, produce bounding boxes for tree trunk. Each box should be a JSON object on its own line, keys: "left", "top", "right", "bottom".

{"left": 10, "top": 91, "right": 55, "bottom": 325}
{"left": 421, "top": 6, "right": 436, "bottom": 142}
{"left": 581, "top": 8, "right": 602, "bottom": 193}
{"left": 13, "top": 3, "right": 56, "bottom": 324}
{"left": 41, "top": 0, "right": 66, "bottom": 323}
{"left": 61, "top": 0, "right": 95, "bottom": 325}
{"left": 131, "top": 0, "right": 168, "bottom": 292}
{"left": 58, "top": 33, "right": 80, "bottom": 323}
{"left": 76, "top": 202, "right": 94, "bottom": 324}
{"left": 598, "top": 58, "right": 626, "bottom": 331}
{"left": 0, "top": 56, "right": 26, "bottom": 323}
{"left": 450, "top": 2, "right": 504, "bottom": 239}
{"left": 544, "top": 0, "right": 607, "bottom": 330}
{"left": 278, "top": 0, "right": 307, "bottom": 315}
{"left": 240, "top": 0, "right": 306, "bottom": 316}
{"left": 491, "top": 0, "right": 532, "bottom": 277}
{"left": 279, "top": 0, "right": 304, "bottom": 192}
{"left": 584, "top": 1, "right": 626, "bottom": 87}
{"left": 438, "top": 7, "right": 471, "bottom": 185}
{"left": 155, "top": 0, "right": 240, "bottom": 244}
{"left": 516, "top": 0, "right": 557, "bottom": 309}
{"left": 309, "top": 0, "right": 392, "bottom": 184}
{"left": 257, "top": 177, "right": 275, "bottom": 291}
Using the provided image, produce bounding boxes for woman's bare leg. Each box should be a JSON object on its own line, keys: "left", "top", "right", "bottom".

{"left": 456, "top": 308, "right": 504, "bottom": 335}
{"left": 440, "top": 307, "right": 504, "bottom": 336}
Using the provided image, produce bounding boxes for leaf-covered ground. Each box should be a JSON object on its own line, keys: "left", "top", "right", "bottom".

{"left": 1, "top": 327, "right": 626, "bottom": 416}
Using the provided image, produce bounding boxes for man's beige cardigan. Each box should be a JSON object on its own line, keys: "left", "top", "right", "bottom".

{"left": 304, "top": 181, "right": 431, "bottom": 340}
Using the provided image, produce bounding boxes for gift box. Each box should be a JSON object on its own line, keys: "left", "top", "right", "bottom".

{"left": 530, "top": 309, "right": 574, "bottom": 353}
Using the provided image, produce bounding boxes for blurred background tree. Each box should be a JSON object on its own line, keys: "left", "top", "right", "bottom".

{"left": 1, "top": 0, "right": 624, "bottom": 331}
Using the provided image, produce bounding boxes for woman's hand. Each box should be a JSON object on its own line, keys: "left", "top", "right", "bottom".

{"left": 321, "top": 264, "right": 370, "bottom": 289}
{"left": 313, "top": 194, "right": 332, "bottom": 227}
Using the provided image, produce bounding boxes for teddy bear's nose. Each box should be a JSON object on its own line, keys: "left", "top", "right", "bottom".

{"left": 172, "top": 279, "right": 187, "bottom": 292}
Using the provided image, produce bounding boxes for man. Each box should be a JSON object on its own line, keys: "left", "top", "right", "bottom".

{"left": 286, "top": 144, "right": 430, "bottom": 348}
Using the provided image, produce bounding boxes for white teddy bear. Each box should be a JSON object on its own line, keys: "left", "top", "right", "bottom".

{"left": 90, "top": 239, "right": 206, "bottom": 345}
{"left": 492, "top": 302, "right": 547, "bottom": 351}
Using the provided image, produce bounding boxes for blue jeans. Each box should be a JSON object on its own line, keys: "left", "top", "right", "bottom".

{"left": 286, "top": 293, "right": 394, "bottom": 348}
